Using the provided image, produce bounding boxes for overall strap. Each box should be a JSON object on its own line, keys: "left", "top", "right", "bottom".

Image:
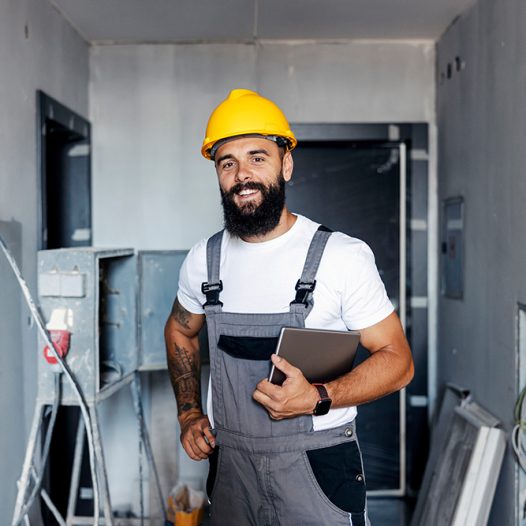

{"left": 290, "top": 225, "right": 333, "bottom": 309}
{"left": 202, "top": 230, "right": 224, "bottom": 310}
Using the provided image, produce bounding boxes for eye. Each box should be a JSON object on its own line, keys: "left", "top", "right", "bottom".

{"left": 252, "top": 156, "right": 265, "bottom": 163}
{"left": 221, "top": 160, "right": 235, "bottom": 170}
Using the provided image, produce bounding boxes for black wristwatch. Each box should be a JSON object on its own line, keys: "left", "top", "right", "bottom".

{"left": 312, "top": 384, "right": 332, "bottom": 416}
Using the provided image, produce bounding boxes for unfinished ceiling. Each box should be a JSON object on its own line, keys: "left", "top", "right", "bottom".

{"left": 49, "top": 0, "right": 475, "bottom": 44}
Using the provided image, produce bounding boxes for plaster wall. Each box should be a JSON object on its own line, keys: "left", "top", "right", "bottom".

{"left": 436, "top": 0, "right": 526, "bottom": 523}
{"left": 90, "top": 41, "right": 435, "bottom": 249}
{"left": 90, "top": 40, "right": 435, "bottom": 512}
{"left": 0, "top": 0, "right": 89, "bottom": 517}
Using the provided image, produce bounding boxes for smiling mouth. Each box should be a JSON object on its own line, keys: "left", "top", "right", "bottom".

{"left": 236, "top": 189, "right": 260, "bottom": 199}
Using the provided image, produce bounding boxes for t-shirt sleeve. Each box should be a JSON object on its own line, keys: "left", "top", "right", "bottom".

{"left": 176, "top": 240, "right": 207, "bottom": 315}
{"left": 341, "top": 242, "right": 394, "bottom": 330}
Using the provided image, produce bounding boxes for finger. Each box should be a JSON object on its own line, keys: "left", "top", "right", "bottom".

{"left": 182, "top": 438, "right": 205, "bottom": 460}
{"left": 255, "top": 378, "right": 282, "bottom": 397}
{"left": 187, "top": 433, "right": 211, "bottom": 460}
{"left": 193, "top": 432, "right": 213, "bottom": 457}
{"left": 182, "top": 424, "right": 211, "bottom": 460}
{"left": 202, "top": 426, "right": 216, "bottom": 448}
{"left": 271, "top": 354, "right": 302, "bottom": 379}
{"left": 253, "top": 388, "right": 277, "bottom": 409}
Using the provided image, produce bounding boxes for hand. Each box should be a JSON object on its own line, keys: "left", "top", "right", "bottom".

{"left": 179, "top": 410, "right": 215, "bottom": 460}
{"left": 253, "top": 354, "right": 319, "bottom": 420}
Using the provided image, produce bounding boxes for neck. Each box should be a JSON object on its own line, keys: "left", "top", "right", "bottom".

{"left": 241, "top": 208, "right": 297, "bottom": 243}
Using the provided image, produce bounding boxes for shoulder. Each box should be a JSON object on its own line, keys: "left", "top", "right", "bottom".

{"left": 180, "top": 231, "right": 222, "bottom": 283}
{"left": 325, "top": 230, "right": 375, "bottom": 267}
{"left": 297, "top": 216, "right": 371, "bottom": 255}
{"left": 185, "top": 230, "right": 223, "bottom": 264}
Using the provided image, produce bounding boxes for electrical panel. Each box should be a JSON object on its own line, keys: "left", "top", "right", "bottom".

{"left": 38, "top": 248, "right": 137, "bottom": 404}
{"left": 442, "top": 197, "right": 464, "bottom": 299}
{"left": 37, "top": 248, "right": 190, "bottom": 403}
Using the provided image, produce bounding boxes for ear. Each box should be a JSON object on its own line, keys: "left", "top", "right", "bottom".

{"left": 282, "top": 151, "right": 294, "bottom": 182}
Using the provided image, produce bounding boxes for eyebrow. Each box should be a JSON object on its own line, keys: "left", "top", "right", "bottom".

{"left": 248, "top": 149, "right": 270, "bottom": 156}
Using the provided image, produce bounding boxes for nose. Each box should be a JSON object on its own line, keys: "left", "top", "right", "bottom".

{"left": 234, "top": 161, "right": 252, "bottom": 183}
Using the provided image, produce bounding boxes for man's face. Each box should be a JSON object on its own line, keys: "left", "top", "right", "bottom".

{"left": 214, "top": 137, "right": 293, "bottom": 238}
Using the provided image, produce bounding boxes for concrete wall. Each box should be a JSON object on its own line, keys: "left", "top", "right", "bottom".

{"left": 0, "top": 0, "right": 89, "bottom": 518}
{"left": 90, "top": 41, "right": 435, "bottom": 249}
{"left": 90, "top": 40, "right": 435, "bottom": 512}
{"left": 437, "top": 0, "right": 525, "bottom": 523}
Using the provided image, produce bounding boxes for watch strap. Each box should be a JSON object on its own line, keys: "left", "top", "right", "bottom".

{"left": 313, "top": 383, "right": 329, "bottom": 401}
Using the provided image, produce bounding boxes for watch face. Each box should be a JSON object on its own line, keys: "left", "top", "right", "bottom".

{"left": 314, "top": 398, "right": 332, "bottom": 416}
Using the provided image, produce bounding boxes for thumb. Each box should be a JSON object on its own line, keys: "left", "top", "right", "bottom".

{"left": 271, "top": 354, "right": 301, "bottom": 379}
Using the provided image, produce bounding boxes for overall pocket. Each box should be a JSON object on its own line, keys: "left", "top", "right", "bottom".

{"left": 217, "top": 334, "right": 278, "bottom": 360}
{"left": 305, "top": 440, "right": 367, "bottom": 523}
{"left": 206, "top": 446, "right": 222, "bottom": 501}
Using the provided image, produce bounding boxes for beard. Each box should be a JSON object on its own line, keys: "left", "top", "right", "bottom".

{"left": 220, "top": 173, "right": 286, "bottom": 238}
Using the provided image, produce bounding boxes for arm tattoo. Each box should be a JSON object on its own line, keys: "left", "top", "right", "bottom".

{"left": 167, "top": 343, "right": 201, "bottom": 416}
{"left": 170, "top": 298, "right": 191, "bottom": 330}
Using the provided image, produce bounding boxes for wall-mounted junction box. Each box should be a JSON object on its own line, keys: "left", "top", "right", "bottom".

{"left": 38, "top": 248, "right": 137, "bottom": 404}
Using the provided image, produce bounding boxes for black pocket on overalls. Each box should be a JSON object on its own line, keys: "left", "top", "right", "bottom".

{"left": 306, "top": 441, "right": 366, "bottom": 519}
{"left": 206, "top": 446, "right": 220, "bottom": 500}
{"left": 217, "top": 335, "right": 278, "bottom": 360}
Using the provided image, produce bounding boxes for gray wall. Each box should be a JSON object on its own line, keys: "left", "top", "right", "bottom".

{"left": 89, "top": 42, "right": 435, "bottom": 505}
{"left": 90, "top": 41, "right": 435, "bottom": 249}
{"left": 0, "top": 0, "right": 89, "bottom": 517}
{"left": 437, "top": 0, "right": 525, "bottom": 523}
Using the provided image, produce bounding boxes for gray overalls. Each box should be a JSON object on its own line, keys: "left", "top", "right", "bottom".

{"left": 202, "top": 226, "right": 369, "bottom": 526}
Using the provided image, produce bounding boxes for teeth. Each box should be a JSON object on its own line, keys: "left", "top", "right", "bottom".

{"left": 238, "top": 189, "right": 257, "bottom": 196}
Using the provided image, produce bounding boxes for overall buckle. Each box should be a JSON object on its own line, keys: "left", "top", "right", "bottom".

{"left": 202, "top": 281, "right": 223, "bottom": 307}
{"left": 290, "top": 279, "right": 316, "bottom": 307}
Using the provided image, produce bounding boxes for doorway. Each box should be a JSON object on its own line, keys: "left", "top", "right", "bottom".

{"left": 38, "top": 91, "right": 92, "bottom": 250}
{"left": 288, "top": 123, "right": 430, "bottom": 514}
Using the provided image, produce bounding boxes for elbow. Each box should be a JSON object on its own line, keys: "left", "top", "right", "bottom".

{"left": 400, "top": 354, "right": 415, "bottom": 389}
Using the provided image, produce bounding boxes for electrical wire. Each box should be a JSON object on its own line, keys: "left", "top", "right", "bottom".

{"left": 512, "top": 385, "right": 526, "bottom": 470}
{"left": 1, "top": 236, "right": 101, "bottom": 525}
{"left": 13, "top": 374, "right": 61, "bottom": 526}
{"left": 512, "top": 385, "right": 526, "bottom": 518}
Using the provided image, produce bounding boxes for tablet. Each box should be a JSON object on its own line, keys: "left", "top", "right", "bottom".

{"left": 268, "top": 327, "right": 361, "bottom": 386}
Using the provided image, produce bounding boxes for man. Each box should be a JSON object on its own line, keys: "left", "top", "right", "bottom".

{"left": 165, "top": 89, "right": 413, "bottom": 526}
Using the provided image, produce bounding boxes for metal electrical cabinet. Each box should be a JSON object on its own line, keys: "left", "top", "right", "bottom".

{"left": 137, "top": 250, "right": 188, "bottom": 370}
{"left": 12, "top": 247, "right": 190, "bottom": 524}
{"left": 37, "top": 248, "right": 138, "bottom": 404}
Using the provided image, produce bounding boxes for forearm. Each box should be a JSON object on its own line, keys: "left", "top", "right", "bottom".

{"left": 166, "top": 332, "right": 202, "bottom": 419}
{"left": 326, "top": 343, "right": 414, "bottom": 408}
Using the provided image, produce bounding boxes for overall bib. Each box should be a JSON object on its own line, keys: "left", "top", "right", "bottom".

{"left": 202, "top": 227, "right": 369, "bottom": 526}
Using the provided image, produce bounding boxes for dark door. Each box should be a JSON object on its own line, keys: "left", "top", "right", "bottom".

{"left": 38, "top": 91, "right": 91, "bottom": 249}
{"left": 287, "top": 140, "right": 406, "bottom": 493}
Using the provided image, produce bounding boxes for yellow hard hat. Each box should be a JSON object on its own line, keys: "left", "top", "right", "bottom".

{"left": 201, "top": 89, "right": 297, "bottom": 160}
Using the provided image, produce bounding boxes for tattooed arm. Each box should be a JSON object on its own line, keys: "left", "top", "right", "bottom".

{"left": 164, "top": 298, "right": 213, "bottom": 460}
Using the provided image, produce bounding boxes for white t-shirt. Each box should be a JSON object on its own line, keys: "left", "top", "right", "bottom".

{"left": 177, "top": 214, "right": 394, "bottom": 431}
